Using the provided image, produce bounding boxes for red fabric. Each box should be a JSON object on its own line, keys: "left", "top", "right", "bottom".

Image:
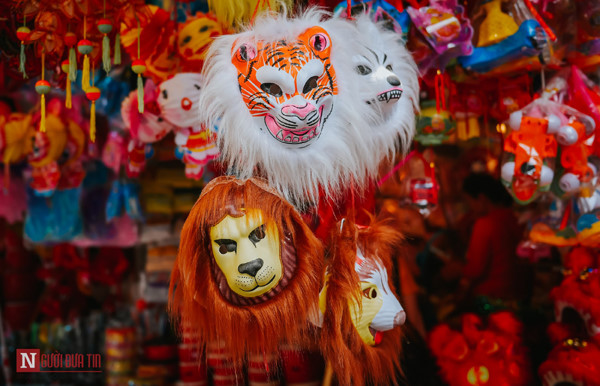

{"left": 463, "top": 207, "right": 526, "bottom": 300}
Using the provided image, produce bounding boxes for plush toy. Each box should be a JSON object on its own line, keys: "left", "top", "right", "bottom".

{"left": 169, "top": 176, "right": 324, "bottom": 366}
{"left": 198, "top": 8, "right": 384, "bottom": 206}
{"left": 316, "top": 218, "right": 405, "bottom": 386}
{"left": 157, "top": 73, "right": 204, "bottom": 130}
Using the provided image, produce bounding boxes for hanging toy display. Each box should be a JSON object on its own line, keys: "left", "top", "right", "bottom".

{"left": 333, "top": 0, "right": 411, "bottom": 39}
{"left": 501, "top": 100, "right": 560, "bottom": 204}
{"left": 406, "top": 0, "right": 473, "bottom": 72}
{"left": 449, "top": 83, "right": 485, "bottom": 141}
{"left": 198, "top": 8, "right": 404, "bottom": 206}
{"left": 315, "top": 218, "right": 405, "bottom": 386}
{"left": 415, "top": 100, "right": 455, "bottom": 145}
{"left": 178, "top": 125, "right": 219, "bottom": 180}
{"left": 459, "top": 0, "right": 551, "bottom": 74}
{"left": 169, "top": 176, "right": 324, "bottom": 367}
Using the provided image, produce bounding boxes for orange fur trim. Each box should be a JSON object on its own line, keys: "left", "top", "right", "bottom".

{"left": 320, "top": 217, "right": 404, "bottom": 386}
{"left": 169, "top": 176, "right": 324, "bottom": 367}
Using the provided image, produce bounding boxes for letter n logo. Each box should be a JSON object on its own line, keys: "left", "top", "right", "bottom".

{"left": 16, "top": 349, "right": 40, "bottom": 372}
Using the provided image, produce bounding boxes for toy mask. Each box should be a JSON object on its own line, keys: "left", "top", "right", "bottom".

{"left": 178, "top": 13, "right": 226, "bottom": 72}
{"left": 319, "top": 249, "right": 404, "bottom": 346}
{"left": 316, "top": 218, "right": 405, "bottom": 386}
{"left": 210, "top": 210, "right": 283, "bottom": 298}
{"left": 231, "top": 26, "right": 336, "bottom": 146}
{"left": 350, "top": 15, "right": 419, "bottom": 156}
{"left": 169, "top": 176, "right": 324, "bottom": 366}
{"left": 157, "top": 73, "right": 204, "bottom": 129}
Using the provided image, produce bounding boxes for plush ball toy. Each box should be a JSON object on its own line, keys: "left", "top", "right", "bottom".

{"left": 169, "top": 176, "right": 324, "bottom": 366}
{"left": 198, "top": 8, "right": 381, "bottom": 207}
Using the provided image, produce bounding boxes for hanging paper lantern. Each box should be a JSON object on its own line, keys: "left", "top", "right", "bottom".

{"left": 86, "top": 86, "right": 101, "bottom": 142}
{"left": 17, "top": 25, "right": 31, "bottom": 79}
{"left": 78, "top": 38, "right": 93, "bottom": 91}
{"left": 131, "top": 59, "right": 146, "bottom": 114}
{"left": 97, "top": 18, "right": 112, "bottom": 75}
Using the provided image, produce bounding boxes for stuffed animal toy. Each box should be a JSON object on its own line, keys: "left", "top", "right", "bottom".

{"left": 157, "top": 73, "right": 204, "bottom": 130}
{"left": 169, "top": 176, "right": 324, "bottom": 367}
{"left": 316, "top": 217, "right": 405, "bottom": 386}
{"left": 198, "top": 8, "right": 384, "bottom": 207}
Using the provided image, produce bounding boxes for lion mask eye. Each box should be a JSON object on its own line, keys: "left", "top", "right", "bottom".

{"left": 215, "top": 239, "right": 237, "bottom": 254}
{"left": 248, "top": 224, "right": 266, "bottom": 245}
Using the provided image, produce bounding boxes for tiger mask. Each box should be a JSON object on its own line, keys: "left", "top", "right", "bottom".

{"left": 199, "top": 8, "right": 379, "bottom": 207}
{"left": 232, "top": 26, "right": 336, "bottom": 146}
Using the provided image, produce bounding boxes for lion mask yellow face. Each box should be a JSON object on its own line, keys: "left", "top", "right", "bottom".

{"left": 209, "top": 210, "right": 283, "bottom": 297}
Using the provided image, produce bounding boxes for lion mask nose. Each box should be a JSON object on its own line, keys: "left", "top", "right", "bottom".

{"left": 238, "top": 258, "right": 264, "bottom": 277}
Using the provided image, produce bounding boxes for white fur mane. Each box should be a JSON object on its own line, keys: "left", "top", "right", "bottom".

{"left": 198, "top": 8, "right": 380, "bottom": 208}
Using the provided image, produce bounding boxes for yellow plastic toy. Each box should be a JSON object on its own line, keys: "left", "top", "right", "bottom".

{"left": 476, "top": 0, "right": 519, "bottom": 47}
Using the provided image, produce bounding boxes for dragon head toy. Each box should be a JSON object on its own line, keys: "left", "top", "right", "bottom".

{"left": 551, "top": 247, "right": 600, "bottom": 339}
{"left": 429, "top": 312, "right": 533, "bottom": 386}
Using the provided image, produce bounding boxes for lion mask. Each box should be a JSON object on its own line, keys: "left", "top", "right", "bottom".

{"left": 169, "top": 176, "right": 324, "bottom": 366}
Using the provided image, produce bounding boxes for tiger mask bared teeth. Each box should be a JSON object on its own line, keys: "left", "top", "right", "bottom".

{"left": 199, "top": 9, "right": 378, "bottom": 206}
{"left": 231, "top": 27, "right": 335, "bottom": 146}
